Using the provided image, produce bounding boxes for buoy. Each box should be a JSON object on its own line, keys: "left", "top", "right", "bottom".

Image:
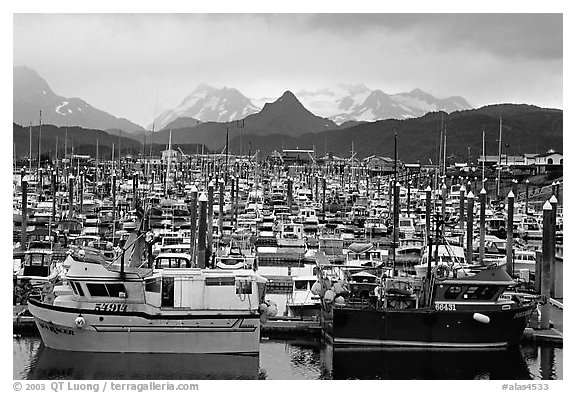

{"left": 258, "top": 303, "right": 268, "bottom": 314}
{"left": 334, "top": 296, "right": 345, "bottom": 305}
{"left": 266, "top": 304, "right": 278, "bottom": 318}
{"left": 473, "top": 313, "right": 490, "bottom": 324}
{"left": 333, "top": 282, "right": 345, "bottom": 295}
{"left": 75, "top": 316, "right": 86, "bottom": 328}
{"left": 311, "top": 281, "right": 322, "bottom": 295}
{"left": 324, "top": 289, "right": 336, "bottom": 303}
{"left": 260, "top": 314, "right": 269, "bottom": 324}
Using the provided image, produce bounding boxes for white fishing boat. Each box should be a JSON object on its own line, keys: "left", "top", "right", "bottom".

{"left": 28, "top": 249, "right": 270, "bottom": 354}
{"left": 286, "top": 275, "right": 322, "bottom": 318}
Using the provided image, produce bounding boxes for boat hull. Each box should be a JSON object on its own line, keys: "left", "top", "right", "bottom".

{"left": 322, "top": 303, "right": 535, "bottom": 348}
{"left": 28, "top": 299, "right": 260, "bottom": 354}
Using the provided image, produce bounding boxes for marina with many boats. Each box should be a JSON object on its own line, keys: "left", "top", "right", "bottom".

{"left": 12, "top": 144, "right": 563, "bottom": 379}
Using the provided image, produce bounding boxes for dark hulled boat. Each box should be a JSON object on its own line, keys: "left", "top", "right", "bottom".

{"left": 320, "top": 267, "right": 537, "bottom": 348}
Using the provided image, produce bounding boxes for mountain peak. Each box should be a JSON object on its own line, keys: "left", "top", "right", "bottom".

{"left": 153, "top": 84, "right": 260, "bottom": 129}
{"left": 13, "top": 66, "right": 144, "bottom": 133}
{"left": 194, "top": 83, "right": 217, "bottom": 93}
{"left": 279, "top": 90, "right": 298, "bottom": 101}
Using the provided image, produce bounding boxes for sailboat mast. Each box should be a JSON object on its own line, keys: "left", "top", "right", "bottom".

{"left": 29, "top": 122, "right": 32, "bottom": 174}
{"left": 37, "top": 110, "right": 42, "bottom": 172}
{"left": 497, "top": 117, "right": 503, "bottom": 198}
{"left": 443, "top": 125, "right": 447, "bottom": 177}
{"left": 482, "top": 128, "right": 486, "bottom": 186}
{"left": 166, "top": 128, "right": 172, "bottom": 195}
{"left": 96, "top": 138, "right": 99, "bottom": 188}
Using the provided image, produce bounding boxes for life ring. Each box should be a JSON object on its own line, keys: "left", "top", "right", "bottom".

{"left": 75, "top": 316, "right": 85, "bottom": 329}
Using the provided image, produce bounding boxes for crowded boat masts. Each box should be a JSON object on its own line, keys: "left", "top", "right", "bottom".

{"left": 13, "top": 147, "right": 562, "bottom": 352}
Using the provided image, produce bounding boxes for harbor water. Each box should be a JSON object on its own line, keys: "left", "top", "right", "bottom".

{"left": 14, "top": 333, "right": 562, "bottom": 380}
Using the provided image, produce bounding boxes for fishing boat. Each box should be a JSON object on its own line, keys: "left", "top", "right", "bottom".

{"left": 215, "top": 238, "right": 256, "bottom": 270}
{"left": 286, "top": 275, "right": 322, "bottom": 318}
{"left": 28, "top": 247, "right": 270, "bottom": 353}
{"left": 318, "top": 264, "right": 538, "bottom": 348}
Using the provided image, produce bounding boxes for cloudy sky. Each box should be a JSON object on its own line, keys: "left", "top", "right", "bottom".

{"left": 13, "top": 13, "right": 562, "bottom": 127}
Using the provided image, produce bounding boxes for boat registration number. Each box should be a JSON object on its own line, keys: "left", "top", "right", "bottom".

{"left": 94, "top": 303, "right": 127, "bottom": 312}
{"left": 434, "top": 303, "right": 457, "bottom": 311}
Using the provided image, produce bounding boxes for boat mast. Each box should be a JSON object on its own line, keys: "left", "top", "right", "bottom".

{"left": 392, "top": 132, "right": 398, "bottom": 275}
{"left": 225, "top": 126, "right": 229, "bottom": 183}
{"left": 482, "top": 127, "right": 486, "bottom": 186}
{"left": 165, "top": 128, "right": 172, "bottom": 196}
{"left": 96, "top": 138, "right": 99, "bottom": 194}
{"left": 29, "top": 122, "right": 32, "bottom": 175}
{"left": 443, "top": 124, "right": 447, "bottom": 177}
{"left": 37, "top": 110, "right": 42, "bottom": 173}
{"left": 497, "top": 117, "right": 503, "bottom": 198}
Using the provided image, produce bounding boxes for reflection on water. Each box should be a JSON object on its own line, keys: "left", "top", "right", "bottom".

{"left": 13, "top": 333, "right": 561, "bottom": 380}
{"left": 14, "top": 333, "right": 260, "bottom": 380}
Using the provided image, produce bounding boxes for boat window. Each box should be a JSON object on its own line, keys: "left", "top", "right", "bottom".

{"left": 462, "top": 285, "right": 499, "bottom": 300}
{"left": 236, "top": 279, "right": 252, "bottom": 295}
{"left": 145, "top": 278, "right": 161, "bottom": 293}
{"left": 106, "top": 284, "right": 127, "bottom": 298}
{"left": 205, "top": 277, "right": 236, "bottom": 286}
{"left": 75, "top": 283, "right": 85, "bottom": 297}
{"left": 294, "top": 280, "right": 308, "bottom": 290}
{"left": 444, "top": 285, "right": 462, "bottom": 300}
{"left": 161, "top": 277, "right": 174, "bottom": 307}
{"left": 86, "top": 283, "right": 127, "bottom": 298}
{"left": 86, "top": 283, "right": 109, "bottom": 297}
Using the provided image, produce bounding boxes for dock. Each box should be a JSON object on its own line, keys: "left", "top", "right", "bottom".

{"left": 521, "top": 299, "right": 563, "bottom": 345}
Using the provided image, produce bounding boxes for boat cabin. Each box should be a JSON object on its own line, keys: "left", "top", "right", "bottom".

{"left": 20, "top": 250, "right": 55, "bottom": 279}
{"left": 432, "top": 268, "right": 516, "bottom": 306}
{"left": 154, "top": 253, "right": 192, "bottom": 269}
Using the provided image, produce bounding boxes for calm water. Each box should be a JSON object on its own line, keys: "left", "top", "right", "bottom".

{"left": 13, "top": 332, "right": 562, "bottom": 380}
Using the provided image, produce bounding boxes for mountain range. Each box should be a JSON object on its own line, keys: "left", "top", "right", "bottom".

{"left": 152, "top": 84, "right": 260, "bottom": 131}
{"left": 227, "top": 104, "right": 562, "bottom": 163}
{"left": 13, "top": 66, "right": 145, "bottom": 134}
{"left": 147, "top": 90, "right": 339, "bottom": 150}
{"left": 295, "top": 84, "right": 471, "bottom": 124}
{"left": 155, "top": 83, "right": 472, "bottom": 129}
{"left": 12, "top": 67, "right": 561, "bottom": 164}
{"left": 14, "top": 66, "right": 473, "bottom": 134}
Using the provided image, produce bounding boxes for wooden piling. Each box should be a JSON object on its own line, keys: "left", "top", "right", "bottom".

{"left": 322, "top": 176, "right": 326, "bottom": 213}
{"left": 406, "top": 180, "right": 411, "bottom": 217}
{"left": 425, "top": 186, "right": 432, "bottom": 241}
{"left": 234, "top": 176, "right": 239, "bottom": 230}
{"left": 466, "top": 191, "right": 474, "bottom": 265}
{"left": 189, "top": 185, "right": 198, "bottom": 263}
{"left": 441, "top": 182, "right": 447, "bottom": 233}
{"left": 79, "top": 171, "right": 84, "bottom": 214}
{"left": 479, "top": 188, "right": 486, "bottom": 265}
{"left": 51, "top": 170, "right": 57, "bottom": 221}
{"left": 230, "top": 176, "right": 236, "bottom": 228}
{"left": 112, "top": 173, "right": 117, "bottom": 223}
{"left": 218, "top": 179, "right": 224, "bottom": 238}
{"left": 207, "top": 181, "right": 214, "bottom": 267}
{"left": 197, "top": 192, "right": 208, "bottom": 269}
{"left": 20, "top": 172, "right": 28, "bottom": 250}
{"left": 506, "top": 190, "right": 515, "bottom": 275}
{"left": 540, "top": 200, "right": 553, "bottom": 329}
{"left": 287, "top": 177, "right": 293, "bottom": 209}
{"left": 68, "top": 175, "right": 74, "bottom": 219}
{"left": 550, "top": 195, "right": 557, "bottom": 297}
{"left": 459, "top": 184, "right": 465, "bottom": 231}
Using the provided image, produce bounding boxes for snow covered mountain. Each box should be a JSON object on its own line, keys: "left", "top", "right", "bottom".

{"left": 13, "top": 66, "right": 145, "bottom": 134}
{"left": 152, "top": 84, "right": 260, "bottom": 130}
{"left": 295, "top": 85, "right": 472, "bottom": 124}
